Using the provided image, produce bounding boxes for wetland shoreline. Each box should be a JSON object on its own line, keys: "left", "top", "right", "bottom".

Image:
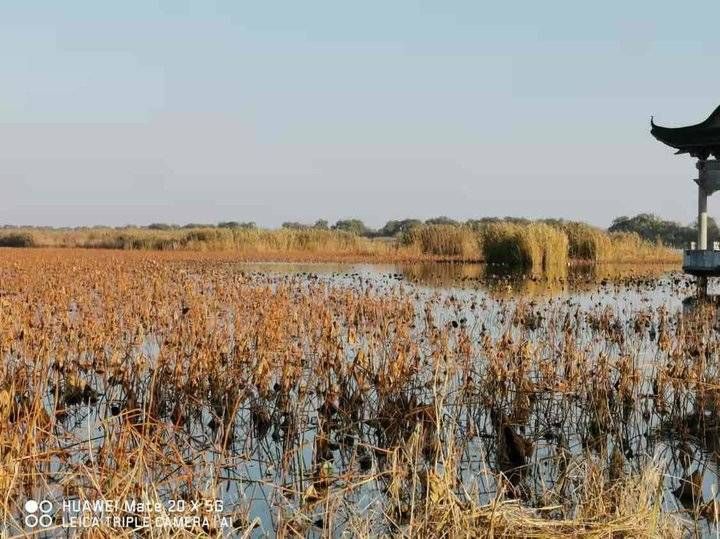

{"left": 0, "top": 221, "right": 680, "bottom": 270}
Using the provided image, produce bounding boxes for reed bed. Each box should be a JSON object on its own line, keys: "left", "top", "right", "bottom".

{"left": 480, "top": 222, "right": 569, "bottom": 276}
{"left": 0, "top": 227, "right": 395, "bottom": 256}
{"left": 0, "top": 248, "right": 713, "bottom": 536}
{"left": 608, "top": 231, "right": 679, "bottom": 262}
{"left": 564, "top": 223, "right": 679, "bottom": 263}
{"left": 0, "top": 223, "right": 679, "bottom": 268}
{"left": 564, "top": 222, "right": 614, "bottom": 261}
{"left": 400, "top": 224, "right": 482, "bottom": 259}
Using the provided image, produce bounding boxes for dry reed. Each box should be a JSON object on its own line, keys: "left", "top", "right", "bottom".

{"left": 481, "top": 222, "right": 569, "bottom": 276}
{"left": 0, "top": 249, "right": 707, "bottom": 537}
{"left": 0, "top": 223, "right": 680, "bottom": 268}
{"left": 564, "top": 222, "right": 679, "bottom": 263}
{"left": 400, "top": 224, "right": 482, "bottom": 259}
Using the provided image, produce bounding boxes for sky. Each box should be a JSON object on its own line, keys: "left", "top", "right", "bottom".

{"left": 1, "top": 1, "right": 719, "bottom": 229}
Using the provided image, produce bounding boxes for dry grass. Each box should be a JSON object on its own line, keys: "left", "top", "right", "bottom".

{"left": 400, "top": 224, "right": 482, "bottom": 259}
{"left": 481, "top": 222, "right": 569, "bottom": 276}
{"left": 6, "top": 226, "right": 389, "bottom": 253}
{"left": 0, "top": 224, "right": 679, "bottom": 269}
{"left": 383, "top": 460, "right": 679, "bottom": 538}
{"left": 0, "top": 231, "right": 36, "bottom": 247}
{"left": 564, "top": 223, "right": 679, "bottom": 263}
{"left": 608, "top": 231, "right": 679, "bottom": 263}
{"left": 564, "top": 222, "right": 613, "bottom": 262}
{"left": 0, "top": 248, "right": 709, "bottom": 536}
{"left": 0, "top": 227, "right": 414, "bottom": 262}
{"left": 340, "top": 404, "right": 680, "bottom": 538}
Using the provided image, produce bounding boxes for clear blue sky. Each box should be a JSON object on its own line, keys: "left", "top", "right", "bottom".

{"left": 1, "top": 1, "right": 718, "bottom": 228}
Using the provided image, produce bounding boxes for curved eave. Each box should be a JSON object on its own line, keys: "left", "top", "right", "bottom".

{"left": 651, "top": 126, "right": 720, "bottom": 150}
{"left": 651, "top": 105, "right": 720, "bottom": 157}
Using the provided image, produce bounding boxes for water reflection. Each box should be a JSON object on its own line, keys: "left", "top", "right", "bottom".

{"left": 239, "top": 261, "right": 681, "bottom": 298}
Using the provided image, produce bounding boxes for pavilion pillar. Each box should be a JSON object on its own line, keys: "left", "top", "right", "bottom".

{"left": 698, "top": 182, "right": 708, "bottom": 250}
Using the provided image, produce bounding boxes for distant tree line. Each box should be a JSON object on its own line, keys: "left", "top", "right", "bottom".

{"left": 0, "top": 213, "right": 708, "bottom": 247}
{"left": 608, "top": 213, "right": 716, "bottom": 248}
{"left": 147, "top": 221, "right": 257, "bottom": 230}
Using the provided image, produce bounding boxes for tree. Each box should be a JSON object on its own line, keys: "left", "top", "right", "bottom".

{"left": 218, "top": 221, "right": 256, "bottom": 229}
{"left": 425, "top": 216, "right": 458, "bottom": 226}
{"left": 377, "top": 219, "right": 422, "bottom": 237}
{"left": 281, "top": 222, "right": 309, "bottom": 230}
{"left": 332, "top": 219, "right": 371, "bottom": 236}
{"left": 313, "top": 219, "right": 329, "bottom": 230}
{"left": 465, "top": 217, "right": 530, "bottom": 230}
{"left": 608, "top": 213, "right": 711, "bottom": 248}
{"left": 148, "top": 223, "right": 174, "bottom": 230}
{"left": 218, "top": 221, "right": 240, "bottom": 229}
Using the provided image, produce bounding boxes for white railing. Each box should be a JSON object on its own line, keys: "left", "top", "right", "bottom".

{"left": 688, "top": 241, "right": 720, "bottom": 250}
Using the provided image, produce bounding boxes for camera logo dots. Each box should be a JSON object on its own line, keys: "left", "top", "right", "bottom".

{"left": 24, "top": 499, "right": 53, "bottom": 528}
{"left": 24, "top": 500, "right": 38, "bottom": 513}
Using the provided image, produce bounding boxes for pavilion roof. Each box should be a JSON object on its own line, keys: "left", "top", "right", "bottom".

{"left": 651, "top": 105, "right": 720, "bottom": 159}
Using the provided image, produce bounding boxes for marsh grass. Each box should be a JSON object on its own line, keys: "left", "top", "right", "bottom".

{"left": 608, "top": 231, "right": 679, "bottom": 262}
{"left": 375, "top": 459, "right": 679, "bottom": 538}
{"left": 400, "top": 224, "right": 482, "bottom": 259}
{"left": 0, "top": 227, "right": 399, "bottom": 259}
{"left": 564, "top": 222, "right": 678, "bottom": 263}
{"left": 0, "top": 222, "right": 679, "bottom": 271}
{"left": 564, "top": 222, "right": 613, "bottom": 261}
{"left": 480, "top": 222, "right": 569, "bottom": 275}
{"left": 0, "top": 231, "right": 36, "bottom": 247}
